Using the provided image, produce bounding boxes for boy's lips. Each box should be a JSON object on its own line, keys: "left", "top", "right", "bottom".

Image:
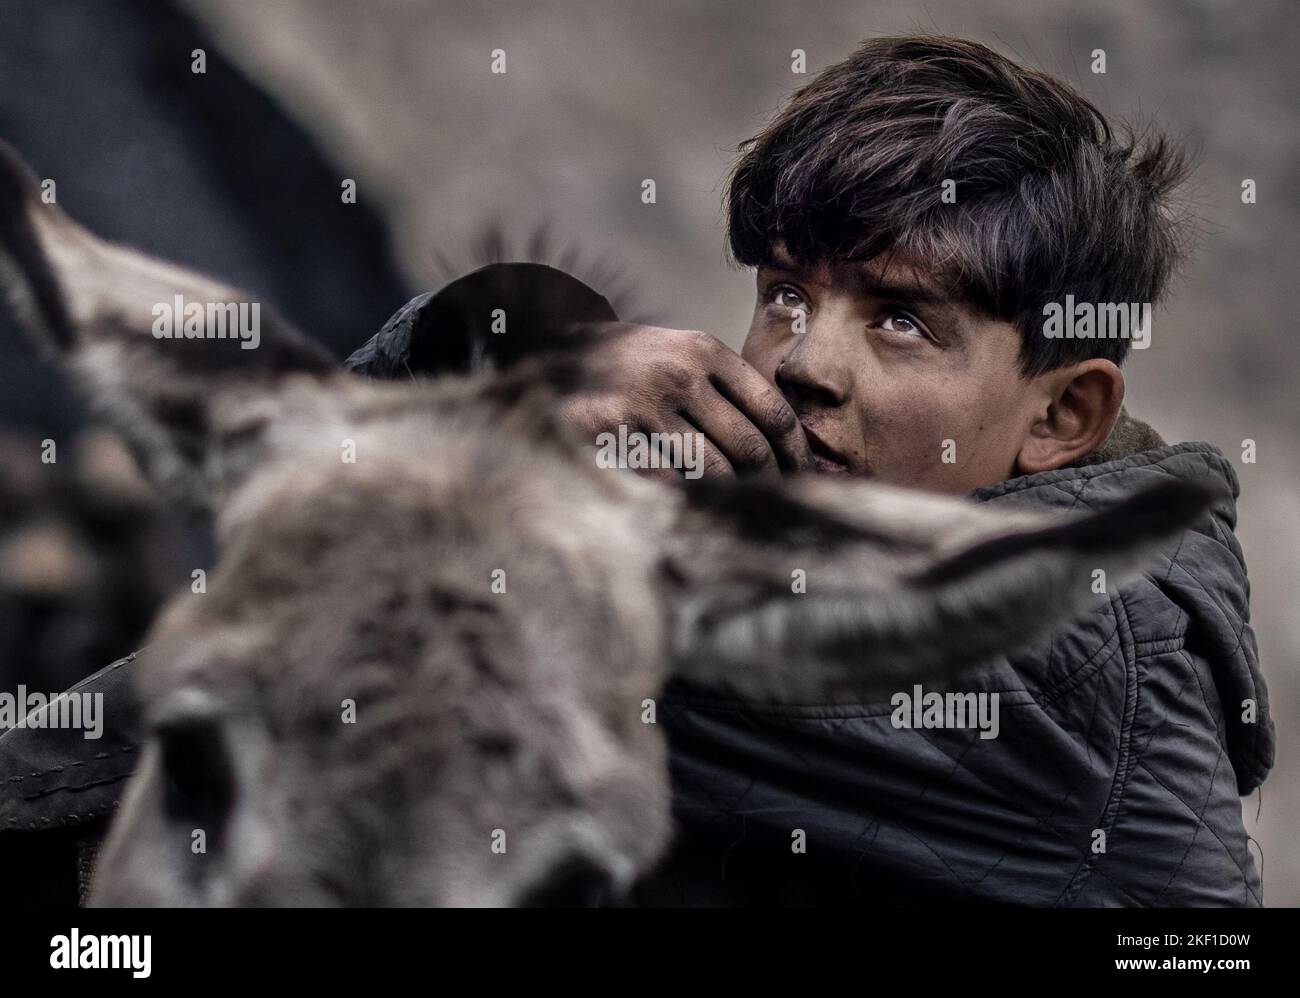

{"left": 800, "top": 422, "right": 851, "bottom": 473}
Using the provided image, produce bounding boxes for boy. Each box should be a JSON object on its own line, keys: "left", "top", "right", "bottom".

{"left": 368, "top": 35, "right": 1271, "bottom": 904}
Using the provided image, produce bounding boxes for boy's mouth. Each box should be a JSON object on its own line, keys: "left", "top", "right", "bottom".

{"left": 801, "top": 422, "right": 851, "bottom": 474}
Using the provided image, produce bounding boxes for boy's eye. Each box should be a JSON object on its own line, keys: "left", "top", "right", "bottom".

{"left": 769, "top": 285, "right": 807, "bottom": 310}
{"left": 879, "top": 311, "right": 926, "bottom": 338}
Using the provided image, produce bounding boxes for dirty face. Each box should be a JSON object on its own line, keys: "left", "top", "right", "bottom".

{"left": 741, "top": 249, "right": 1041, "bottom": 491}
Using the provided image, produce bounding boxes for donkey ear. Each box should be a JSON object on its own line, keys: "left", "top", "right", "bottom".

{"left": 666, "top": 476, "right": 1211, "bottom": 702}
{"left": 0, "top": 139, "right": 338, "bottom": 509}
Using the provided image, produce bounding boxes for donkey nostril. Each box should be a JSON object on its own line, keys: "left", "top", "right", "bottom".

{"left": 517, "top": 855, "right": 614, "bottom": 908}
{"left": 158, "top": 718, "right": 235, "bottom": 834}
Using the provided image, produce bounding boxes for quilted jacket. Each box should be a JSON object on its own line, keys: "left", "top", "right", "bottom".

{"left": 633, "top": 442, "right": 1272, "bottom": 906}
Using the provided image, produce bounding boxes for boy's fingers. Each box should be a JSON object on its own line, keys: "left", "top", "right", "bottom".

{"left": 679, "top": 391, "right": 780, "bottom": 475}
{"left": 705, "top": 351, "right": 812, "bottom": 472}
{"left": 662, "top": 416, "right": 735, "bottom": 478}
{"left": 569, "top": 404, "right": 734, "bottom": 480}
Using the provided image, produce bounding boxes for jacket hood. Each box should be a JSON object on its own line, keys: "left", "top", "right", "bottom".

{"left": 972, "top": 436, "right": 1274, "bottom": 795}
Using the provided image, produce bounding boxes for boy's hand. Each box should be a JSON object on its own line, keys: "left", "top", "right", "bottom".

{"left": 559, "top": 323, "right": 812, "bottom": 478}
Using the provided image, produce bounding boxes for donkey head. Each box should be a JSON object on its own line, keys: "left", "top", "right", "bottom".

{"left": 0, "top": 140, "right": 1207, "bottom": 906}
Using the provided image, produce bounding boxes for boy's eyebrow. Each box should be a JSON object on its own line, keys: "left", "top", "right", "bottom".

{"left": 763, "top": 252, "right": 951, "bottom": 306}
{"left": 852, "top": 274, "right": 948, "bottom": 305}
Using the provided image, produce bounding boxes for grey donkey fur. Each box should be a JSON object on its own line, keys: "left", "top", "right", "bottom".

{"left": 0, "top": 139, "right": 1208, "bottom": 906}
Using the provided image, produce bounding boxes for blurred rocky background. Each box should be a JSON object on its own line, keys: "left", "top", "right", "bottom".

{"left": 0, "top": 0, "right": 1295, "bottom": 902}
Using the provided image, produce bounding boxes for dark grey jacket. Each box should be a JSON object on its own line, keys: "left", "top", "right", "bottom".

{"left": 634, "top": 440, "right": 1272, "bottom": 906}
{"left": 0, "top": 282, "right": 1275, "bottom": 906}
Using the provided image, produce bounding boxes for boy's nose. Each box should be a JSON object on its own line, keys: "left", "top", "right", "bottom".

{"left": 775, "top": 332, "right": 849, "bottom": 408}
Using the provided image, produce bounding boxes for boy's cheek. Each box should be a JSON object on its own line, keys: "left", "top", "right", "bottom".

{"left": 854, "top": 397, "right": 955, "bottom": 485}
{"left": 859, "top": 384, "right": 1019, "bottom": 491}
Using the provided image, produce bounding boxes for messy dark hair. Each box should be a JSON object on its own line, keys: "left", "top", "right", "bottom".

{"left": 726, "top": 35, "right": 1193, "bottom": 375}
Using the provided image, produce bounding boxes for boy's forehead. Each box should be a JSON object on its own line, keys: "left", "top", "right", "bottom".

{"left": 768, "top": 244, "right": 953, "bottom": 303}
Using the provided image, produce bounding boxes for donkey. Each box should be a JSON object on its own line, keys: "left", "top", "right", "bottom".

{"left": 0, "top": 139, "right": 1207, "bottom": 906}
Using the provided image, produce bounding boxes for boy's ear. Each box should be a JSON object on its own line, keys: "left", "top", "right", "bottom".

{"left": 1017, "top": 359, "right": 1124, "bottom": 475}
{"left": 665, "top": 475, "right": 1211, "bottom": 702}
{"left": 0, "top": 139, "right": 338, "bottom": 509}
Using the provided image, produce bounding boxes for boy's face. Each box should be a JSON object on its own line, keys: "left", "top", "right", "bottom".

{"left": 740, "top": 248, "right": 1042, "bottom": 493}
